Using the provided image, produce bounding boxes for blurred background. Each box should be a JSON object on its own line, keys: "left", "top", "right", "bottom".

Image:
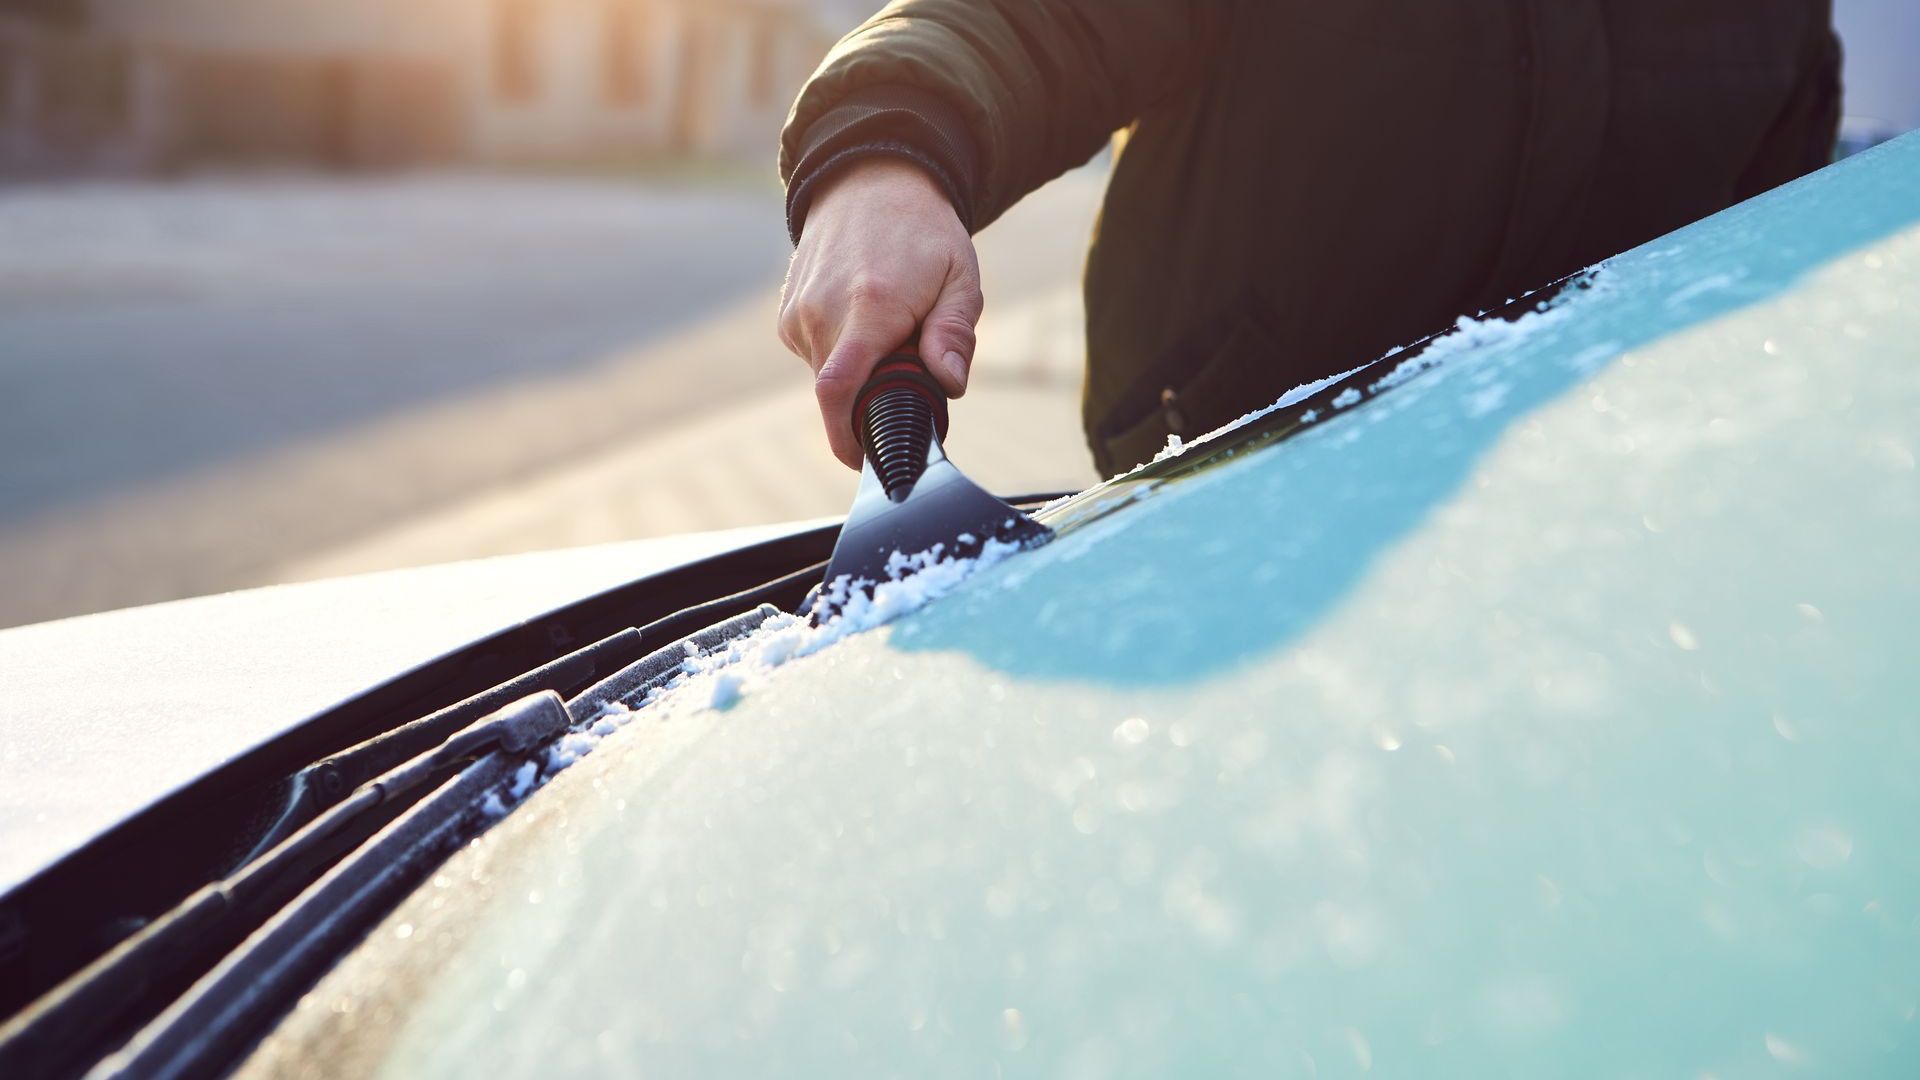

{"left": 1, "top": 0, "right": 1915, "bottom": 629}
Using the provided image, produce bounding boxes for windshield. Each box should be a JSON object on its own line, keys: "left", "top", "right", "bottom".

{"left": 241, "top": 136, "right": 1920, "bottom": 1078}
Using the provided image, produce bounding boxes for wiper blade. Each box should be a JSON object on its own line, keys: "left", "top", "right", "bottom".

{"left": 0, "top": 495, "right": 1062, "bottom": 1077}
{"left": 100, "top": 693, "right": 573, "bottom": 1080}
{"left": 569, "top": 602, "right": 780, "bottom": 716}
{"left": 0, "top": 692, "right": 569, "bottom": 1080}
{"left": 9, "top": 600, "right": 784, "bottom": 1078}
{"left": 236, "top": 627, "right": 649, "bottom": 868}
{"left": 0, "top": 525, "right": 838, "bottom": 1024}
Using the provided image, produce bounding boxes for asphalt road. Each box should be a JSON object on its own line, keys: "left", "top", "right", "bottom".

{"left": 0, "top": 168, "right": 1106, "bottom": 627}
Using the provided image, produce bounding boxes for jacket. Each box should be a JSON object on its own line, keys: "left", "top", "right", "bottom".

{"left": 781, "top": 0, "right": 1841, "bottom": 475}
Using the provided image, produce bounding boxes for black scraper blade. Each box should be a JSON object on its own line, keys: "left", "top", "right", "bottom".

{"left": 814, "top": 356, "right": 1051, "bottom": 618}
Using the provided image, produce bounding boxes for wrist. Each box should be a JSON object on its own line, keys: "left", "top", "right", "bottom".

{"left": 786, "top": 141, "right": 968, "bottom": 245}
{"left": 811, "top": 157, "right": 954, "bottom": 221}
{"left": 781, "top": 85, "right": 980, "bottom": 245}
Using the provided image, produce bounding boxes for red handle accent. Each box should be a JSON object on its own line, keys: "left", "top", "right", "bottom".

{"left": 852, "top": 354, "right": 950, "bottom": 446}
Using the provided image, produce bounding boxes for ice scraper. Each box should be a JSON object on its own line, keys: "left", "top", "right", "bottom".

{"left": 814, "top": 354, "right": 1050, "bottom": 616}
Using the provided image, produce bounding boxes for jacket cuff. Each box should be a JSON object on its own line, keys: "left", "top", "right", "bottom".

{"left": 784, "top": 84, "right": 980, "bottom": 245}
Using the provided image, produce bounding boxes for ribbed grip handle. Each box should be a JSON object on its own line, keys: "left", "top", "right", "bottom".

{"left": 853, "top": 355, "right": 950, "bottom": 502}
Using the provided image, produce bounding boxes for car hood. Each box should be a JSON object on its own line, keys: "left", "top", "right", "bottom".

{"left": 0, "top": 521, "right": 821, "bottom": 895}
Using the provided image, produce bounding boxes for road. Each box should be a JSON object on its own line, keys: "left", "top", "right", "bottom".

{"left": 0, "top": 168, "right": 1106, "bottom": 627}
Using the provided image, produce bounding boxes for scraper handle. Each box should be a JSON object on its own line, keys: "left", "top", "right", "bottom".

{"left": 852, "top": 354, "right": 950, "bottom": 501}
{"left": 852, "top": 354, "right": 951, "bottom": 449}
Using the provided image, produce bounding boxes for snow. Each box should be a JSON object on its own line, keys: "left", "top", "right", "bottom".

{"left": 633, "top": 539, "right": 1028, "bottom": 721}
{"left": 472, "top": 536, "right": 1030, "bottom": 817}
{"left": 707, "top": 671, "right": 745, "bottom": 710}
{"left": 1366, "top": 278, "right": 1605, "bottom": 396}
{"left": 1128, "top": 365, "right": 1364, "bottom": 469}
{"left": 506, "top": 761, "right": 538, "bottom": 800}
{"left": 1114, "top": 271, "right": 1614, "bottom": 475}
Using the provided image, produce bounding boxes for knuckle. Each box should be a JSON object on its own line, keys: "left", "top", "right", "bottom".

{"left": 956, "top": 282, "right": 985, "bottom": 316}
{"left": 814, "top": 356, "right": 861, "bottom": 399}
{"left": 776, "top": 305, "right": 803, "bottom": 352}
{"left": 797, "top": 318, "right": 839, "bottom": 362}
{"left": 844, "top": 277, "right": 900, "bottom": 312}
{"left": 927, "top": 312, "right": 976, "bottom": 350}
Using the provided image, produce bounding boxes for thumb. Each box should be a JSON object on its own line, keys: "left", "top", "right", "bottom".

{"left": 916, "top": 274, "right": 983, "bottom": 399}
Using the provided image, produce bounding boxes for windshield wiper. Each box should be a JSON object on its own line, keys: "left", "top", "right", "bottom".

{"left": 104, "top": 600, "right": 785, "bottom": 1079}
{"left": 0, "top": 691, "right": 568, "bottom": 1080}
{"left": 0, "top": 524, "right": 840, "bottom": 1025}
{"left": 0, "top": 493, "right": 1068, "bottom": 1078}
{"left": 98, "top": 692, "right": 572, "bottom": 1080}
{"left": 1, "top": 596, "right": 788, "bottom": 1079}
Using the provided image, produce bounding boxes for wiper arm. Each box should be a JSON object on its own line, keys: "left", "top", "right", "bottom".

{"left": 99, "top": 692, "right": 573, "bottom": 1080}
{"left": 241, "top": 562, "right": 826, "bottom": 868}
{"left": 0, "top": 692, "right": 569, "bottom": 1080}
{"left": 9, "top": 599, "right": 786, "bottom": 1078}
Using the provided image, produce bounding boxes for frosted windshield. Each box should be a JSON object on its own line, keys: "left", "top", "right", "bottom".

{"left": 243, "top": 136, "right": 1920, "bottom": 1078}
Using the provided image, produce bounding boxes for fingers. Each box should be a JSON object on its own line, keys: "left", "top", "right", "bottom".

{"left": 815, "top": 297, "right": 917, "bottom": 469}
{"left": 917, "top": 259, "right": 984, "bottom": 398}
{"left": 775, "top": 157, "right": 980, "bottom": 468}
{"left": 776, "top": 260, "right": 829, "bottom": 368}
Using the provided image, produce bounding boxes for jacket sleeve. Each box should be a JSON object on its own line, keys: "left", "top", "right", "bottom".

{"left": 779, "top": 0, "right": 1217, "bottom": 243}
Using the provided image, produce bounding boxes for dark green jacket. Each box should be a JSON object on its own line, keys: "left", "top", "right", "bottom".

{"left": 781, "top": 1, "right": 1840, "bottom": 475}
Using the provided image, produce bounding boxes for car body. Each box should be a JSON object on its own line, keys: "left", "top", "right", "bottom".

{"left": 3, "top": 132, "right": 1918, "bottom": 1077}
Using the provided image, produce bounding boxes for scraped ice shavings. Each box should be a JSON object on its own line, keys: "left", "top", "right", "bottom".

{"left": 812, "top": 538, "right": 1023, "bottom": 645}
{"left": 659, "top": 538, "right": 1024, "bottom": 716}
{"left": 475, "top": 537, "right": 1026, "bottom": 818}
{"left": 1367, "top": 273, "right": 1606, "bottom": 395}
{"left": 1116, "top": 271, "right": 1609, "bottom": 477}
{"left": 1137, "top": 365, "right": 1363, "bottom": 469}
{"left": 708, "top": 671, "right": 745, "bottom": 709}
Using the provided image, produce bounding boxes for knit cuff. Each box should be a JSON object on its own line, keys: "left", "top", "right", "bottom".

{"left": 784, "top": 84, "right": 980, "bottom": 245}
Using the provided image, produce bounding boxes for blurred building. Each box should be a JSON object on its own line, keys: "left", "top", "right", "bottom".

{"left": 0, "top": 0, "right": 839, "bottom": 177}
{"left": 468, "top": 0, "right": 829, "bottom": 161}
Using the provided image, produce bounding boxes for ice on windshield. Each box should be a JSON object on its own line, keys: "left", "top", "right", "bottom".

{"left": 240, "top": 135, "right": 1920, "bottom": 1079}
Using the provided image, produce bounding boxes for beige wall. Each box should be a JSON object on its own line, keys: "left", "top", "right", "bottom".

{"left": 462, "top": 0, "right": 831, "bottom": 164}
{"left": 461, "top": 0, "right": 679, "bottom": 159}
{"left": 88, "top": 0, "right": 460, "bottom": 58}
{"left": 4, "top": 0, "right": 836, "bottom": 175}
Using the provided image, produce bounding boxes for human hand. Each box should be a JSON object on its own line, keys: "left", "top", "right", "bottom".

{"left": 778, "top": 157, "right": 981, "bottom": 469}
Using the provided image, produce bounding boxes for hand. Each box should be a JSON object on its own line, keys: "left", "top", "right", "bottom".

{"left": 778, "top": 157, "right": 982, "bottom": 468}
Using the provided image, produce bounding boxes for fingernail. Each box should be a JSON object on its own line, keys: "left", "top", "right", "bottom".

{"left": 941, "top": 350, "right": 968, "bottom": 388}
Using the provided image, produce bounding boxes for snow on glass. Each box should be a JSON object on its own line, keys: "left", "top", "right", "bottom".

{"left": 483, "top": 539, "right": 1027, "bottom": 814}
